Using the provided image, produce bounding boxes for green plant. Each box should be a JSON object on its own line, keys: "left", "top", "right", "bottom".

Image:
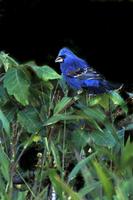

{"left": 0, "top": 52, "right": 133, "bottom": 200}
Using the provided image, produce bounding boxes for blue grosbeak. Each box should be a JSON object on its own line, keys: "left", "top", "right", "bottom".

{"left": 55, "top": 47, "right": 120, "bottom": 94}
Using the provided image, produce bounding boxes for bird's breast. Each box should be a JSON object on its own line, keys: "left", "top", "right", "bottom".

{"left": 63, "top": 74, "right": 82, "bottom": 90}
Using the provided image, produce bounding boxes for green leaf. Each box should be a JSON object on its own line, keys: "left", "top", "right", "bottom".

{"left": 121, "top": 139, "right": 133, "bottom": 167}
{"left": 89, "top": 94, "right": 110, "bottom": 110}
{"left": 0, "top": 51, "right": 18, "bottom": 71}
{"left": 0, "top": 109, "right": 10, "bottom": 136}
{"left": 2, "top": 103, "right": 17, "bottom": 122}
{"left": 17, "top": 108, "right": 42, "bottom": 133}
{"left": 0, "top": 86, "right": 9, "bottom": 106}
{"left": 91, "top": 130, "right": 116, "bottom": 148}
{"left": 68, "top": 152, "right": 97, "bottom": 182}
{"left": 34, "top": 186, "right": 49, "bottom": 200}
{"left": 13, "top": 191, "right": 28, "bottom": 200}
{"left": 78, "top": 182, "right": 101, "bottom": 197}
{"left": 44, "top": 114, "right": 83, "bottom": 126}
{"left": 110, "top": 91, "right": 128, "bottom": 113}
{"left": 0, "top": 173, "right": 6, "bottom": 194}
{"left": 4, "top": 68, "right": 30, "bottom": 106}
{"left": 71, "top": 129, "right": 89, "bottom": 150}
{"left": 78, "top": 103, "right": 106, "bottom": 122}
{"left": 51, "top": 142, "right": 61, "bottom": 170}
{"left": 0, "top": 147, "right": 10, "bottom": 182}
{"left": 30, "top": 65, "right": 61, "bottom": 81}
{"left": 54, "top": 97, "right": 73, "bottom": 114}
{"left": 49, "top": 170, "right": 81, "bottom": 200}
{"left": 93, "top": 161, "right": 113, "bottom": 200}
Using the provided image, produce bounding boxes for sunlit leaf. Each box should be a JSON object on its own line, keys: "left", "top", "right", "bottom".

{"left": 109, "top": 91, "right": 128, "bottom": 113}
{"left": 89, "top": 93, "right": 110, "bottom": 110}
{"left": 0, "top": 51, "right": 18, "bottom": 71}
{"left": 30, "top": 65, "right": 61, "bottom": 81}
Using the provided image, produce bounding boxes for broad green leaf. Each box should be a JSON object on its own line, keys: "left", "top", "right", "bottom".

{"left": 44, "top": 114, "right": 83, "bottom": 126}
{"left": 0, "top": 147, "right": 10, "bottom": 182}
{"left": 110, "top": 91, "right": 128, "bottom": 113}
{"left": 0, "top": 109, "right": 10, "bottom": 135}
{"left": 54, "top": 97, "right": 73, "bottom": 114}
{"left": 49, "top": 170, "right": 81, "bottom": 200}
{"left": 93, "top": 161, "right": 113, "bottom": 200}
{"left": 4, "top": 68, "right": 30, "bottom": 106}
{"left": 91, "top": 130, "right": 116, "bottom": 148}
{"left": 78, "top": 103, "right": 106, "bottom": 122}
{"left": 68, "top": 152, "right": 97, "bottom": 182}
{"left": 89, "top": 94, "right": 110, "bottom": 110}
{"left": 0, "top": 51, "right": 18, "bottom": 71}
{"left": 17, "top": 108, "right": 42, "bottom": 133}
{"left": 30, "top": 65, "right": 61, "bottom": 81}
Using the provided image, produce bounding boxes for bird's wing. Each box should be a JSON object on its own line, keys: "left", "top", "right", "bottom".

{"left": 67, "top": 67, "right": 87, "bottom": 77}
{"left": 67, "top": 67, "right": 105, "bottom": 80}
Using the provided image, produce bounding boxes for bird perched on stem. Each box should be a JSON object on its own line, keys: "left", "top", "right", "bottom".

{"left": 55, "top": 47, "right": 122, "bottom": 94}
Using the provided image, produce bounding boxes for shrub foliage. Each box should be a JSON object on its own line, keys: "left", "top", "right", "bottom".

{"left": 0, "top": 52, "right": 133, "bottom": 200}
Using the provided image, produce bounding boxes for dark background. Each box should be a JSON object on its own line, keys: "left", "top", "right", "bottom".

{"left": 0, "top": 0, "right": 133, "bottom": 84}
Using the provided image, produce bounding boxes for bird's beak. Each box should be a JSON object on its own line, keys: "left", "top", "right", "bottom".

{"left": 55, "top": 56, "right": 64, "bottom": 63}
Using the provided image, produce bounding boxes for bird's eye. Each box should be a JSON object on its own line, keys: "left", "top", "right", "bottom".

{"left": 61, "top": 55, "right": 66, "bottom": 59}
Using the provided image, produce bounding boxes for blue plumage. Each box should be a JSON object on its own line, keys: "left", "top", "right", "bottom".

{"left": 55, "top": 47, "right": 118, "bottom": 94}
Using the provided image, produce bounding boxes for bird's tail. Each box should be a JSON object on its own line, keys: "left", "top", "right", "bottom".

{"left": 108, "top": 82, "right": 124, "bottom": 92}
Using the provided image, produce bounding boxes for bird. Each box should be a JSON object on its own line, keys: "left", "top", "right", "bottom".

{"left": 55, "top": 47, "right": 121, "bottom": 94}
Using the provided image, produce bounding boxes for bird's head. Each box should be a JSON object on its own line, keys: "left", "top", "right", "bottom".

{"left": 55, "top": 47, "right": 89, "bottom": 73}
{"left": 55, "top": 47, "right": 77, "bottom": 63}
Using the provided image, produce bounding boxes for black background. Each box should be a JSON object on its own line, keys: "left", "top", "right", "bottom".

{"left": 0, "top": 0, "right": 133, "bottom": 84}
